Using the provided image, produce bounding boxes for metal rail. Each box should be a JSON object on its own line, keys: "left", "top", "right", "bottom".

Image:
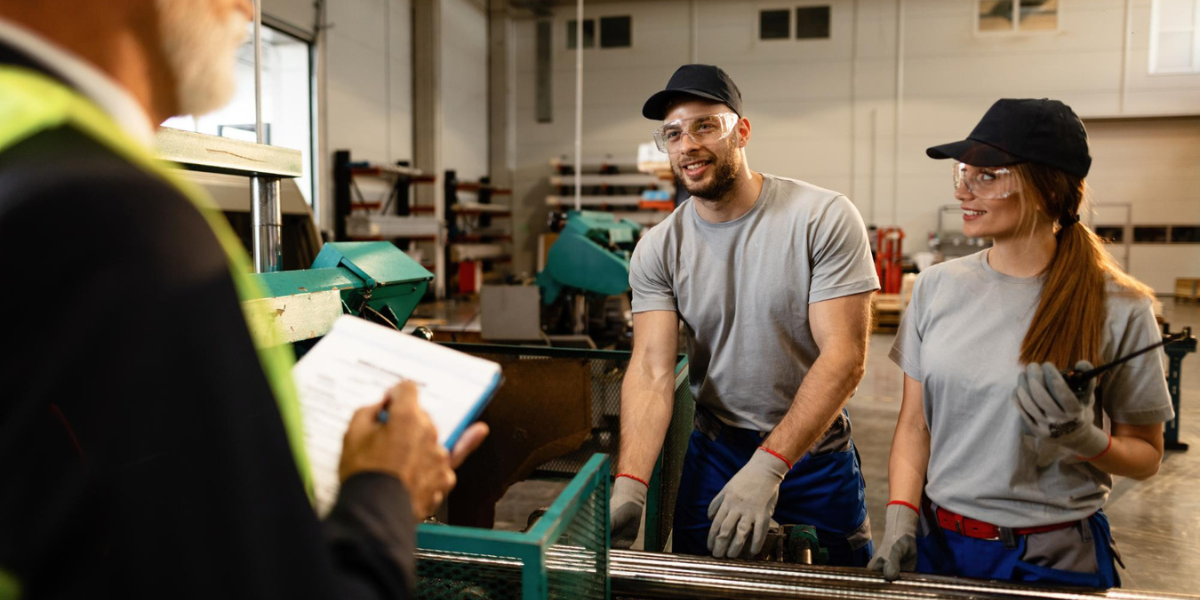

{"left": 415, "top": 547, "right": 1200, "bottom": 600}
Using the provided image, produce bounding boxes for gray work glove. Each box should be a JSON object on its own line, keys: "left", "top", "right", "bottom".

{"left": 707, "top": 449, "right": 789, "bottom": 558}
{"left": 1013, "top": 361, "right": 1109, "bottom": 459}
{"left": 610, "top": 476, "right": 648, "bottom": 549}
{"left": 867, "top": 503, "right": 919, "bottom": 581}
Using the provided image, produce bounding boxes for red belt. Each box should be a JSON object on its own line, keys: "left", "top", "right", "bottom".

{"left": 935, "top": 506, "right": 1079, "bottom": 541}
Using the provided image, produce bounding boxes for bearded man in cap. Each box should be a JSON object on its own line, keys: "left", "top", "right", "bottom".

{"left": 608, "top": 64, "right": 879, "bottom": 565}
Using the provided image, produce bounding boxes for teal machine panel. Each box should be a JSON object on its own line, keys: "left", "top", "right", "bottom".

{"left": 252, "top": 241, "right": 433, "bottom": 340}
{"left": 536, "top": 211, "right": 642, "bottom": 304}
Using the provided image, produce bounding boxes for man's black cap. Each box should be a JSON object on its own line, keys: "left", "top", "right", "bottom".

{"left": 926, "top": 98, "right": 1091, "bottom": 178}
{"left": 642, "top": 64, "right": 743, "bottom": 120}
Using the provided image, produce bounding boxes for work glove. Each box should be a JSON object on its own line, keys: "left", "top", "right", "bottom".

{"left": 1013, "top": 361, "right": 1110, "bottom": 460}
{"left": 867, "top": 503, "right": 919, "bottom": 581}
{"left": 610, "top": 476, "right": 648, "bottom": 549}
{"left": 707, "top": 449, "right": 789, "bottom": 558}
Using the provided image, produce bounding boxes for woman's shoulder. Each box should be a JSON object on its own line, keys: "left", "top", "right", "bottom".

{"left": 916, "top": 250, "right": 987, "bottom": 284}
{"left": 1103, "top": 275, "right": 1158, "bottom": 320}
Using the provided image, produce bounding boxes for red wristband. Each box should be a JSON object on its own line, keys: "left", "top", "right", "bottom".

{"left": 1076, "top": 433, "right": 1113, "bottom": 462}
{"left": 887, "top": 500, "right": 920, "bottom": 515}
{"left": 757, "top": 446, "right": 794, "bottom": 470}
{"left": 615, "top": 473, "right": 649, "bottom": 488}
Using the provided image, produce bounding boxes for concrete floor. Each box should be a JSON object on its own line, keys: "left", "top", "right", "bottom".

{"left": 851, "top": 300, "right": 1200, "bottom": 595}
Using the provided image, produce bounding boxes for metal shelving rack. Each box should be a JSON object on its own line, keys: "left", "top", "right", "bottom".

{"left": 545, "top": 156, "right": 676, "bottom": 228}
{"left": 333, "top": 150, "right": 444, "bottom": 296}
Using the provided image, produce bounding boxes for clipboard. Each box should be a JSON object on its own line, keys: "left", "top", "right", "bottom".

{"left": 291, "top": 315, "right": 503, "bottom": 513}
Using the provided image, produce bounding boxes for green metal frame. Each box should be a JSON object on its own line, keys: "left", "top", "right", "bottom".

{"left": 417, "top": 454, "right": 611, "bottom": 600}
{"left": 440, "top": 343, "right": 692, "bottom": 553}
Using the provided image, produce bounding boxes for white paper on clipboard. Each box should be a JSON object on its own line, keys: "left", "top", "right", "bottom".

{"left": 292, "top": 315, "right": 501, "bottom": 515}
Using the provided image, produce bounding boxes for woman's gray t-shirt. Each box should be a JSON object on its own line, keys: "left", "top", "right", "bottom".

{"left": 890, "top": 250, "right": 1174, "bottom": 527}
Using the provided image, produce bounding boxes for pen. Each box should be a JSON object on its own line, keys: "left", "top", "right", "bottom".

{"left": 376, "top": 398, "right": 391, "bottom": 424}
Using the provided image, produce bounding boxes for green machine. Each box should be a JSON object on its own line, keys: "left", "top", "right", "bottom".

{"left": 536, "top": 210, "right": 642, "bottom": 304}
{"left": 247, "top": 241, "right": 433, "bottom": 344}
{"left": 536, "top": 211, "right": 643, "bottom": 347}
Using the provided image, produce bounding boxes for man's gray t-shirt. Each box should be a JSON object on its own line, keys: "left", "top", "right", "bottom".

{"left": 890, "top": 250, "right": 1174, "bottom": 527}
{"left": 629, "top": 174, "right": 879, "bottom": 432}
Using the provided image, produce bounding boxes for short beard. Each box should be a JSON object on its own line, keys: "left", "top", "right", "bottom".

{"left": 156, "top": 0, "right": 248, "bottom": 117}
{"left": 673, "top": 137, "right": 743, "bottom": 203}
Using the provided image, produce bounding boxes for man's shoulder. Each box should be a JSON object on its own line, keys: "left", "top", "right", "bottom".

{"left": 0, "top": 125, "right": 227, "bottom": 281}
{"left": 761, "top": 173, "right": 844, "bottom": 207}
{"left": 0, "top": 125, "right": 183, "bottom": 207}
{"left": 636, "top": 199, "right": 691, "bottom": 247}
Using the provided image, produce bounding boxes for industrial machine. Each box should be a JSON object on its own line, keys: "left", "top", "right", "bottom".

{"left": 930, "top": 203, "right": 991, "bottom": 261}
{"left": 248, "top": 241, "right": 433, "bottom": 345}
{"left": 536, "top": 210, "right": 642, "bottom": 348}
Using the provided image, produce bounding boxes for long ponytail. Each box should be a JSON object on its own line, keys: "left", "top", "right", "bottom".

{"left": 1016, "top": 163, "right": 1155, "bottom": 368}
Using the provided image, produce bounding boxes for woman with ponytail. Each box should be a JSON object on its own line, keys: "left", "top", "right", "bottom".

{"left": 867, "top": 99, "right": 1173, "bottom": 587}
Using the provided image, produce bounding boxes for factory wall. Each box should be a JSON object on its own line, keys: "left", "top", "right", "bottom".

{"left": 510, "top": 0, "right": 1200, "bottom": 293}
{"left": 264, "top": 0, "right": 489, "bottom": 226}
{"left": 443, "top": 0, "right": 491, "bottom": 183}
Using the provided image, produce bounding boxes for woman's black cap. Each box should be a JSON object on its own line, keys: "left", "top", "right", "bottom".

{"left": 926, "top": 98, "right": 1091, "bottom": 178}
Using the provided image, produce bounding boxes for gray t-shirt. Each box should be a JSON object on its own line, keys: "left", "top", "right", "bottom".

{"left": 890, "top": 250, "right": 1175, "bottom": 527}
{"left": 630, "top": 174, "right": 879, "bottom": 432}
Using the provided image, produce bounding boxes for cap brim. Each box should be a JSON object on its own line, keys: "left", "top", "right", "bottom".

{"left": 926, "top": 139, "right": 1023, "bottom": 167}
{"left": 642, "top": 88, "right": 731, "bottom": 120}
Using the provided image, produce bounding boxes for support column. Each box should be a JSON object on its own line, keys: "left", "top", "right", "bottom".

{"left": 414, "top": 0, "right": 446, "bottom": 298}
{"left": 488, "top": 0, "right": 515, "bottom": 191}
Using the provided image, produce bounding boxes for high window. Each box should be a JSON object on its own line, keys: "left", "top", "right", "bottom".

{"left": 162, "top": 24, "right": 315, "bottom": 204}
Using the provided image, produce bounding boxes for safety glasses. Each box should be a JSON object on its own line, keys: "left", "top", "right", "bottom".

{"left": 953, "top": 162, "right": 1018, "bottom": 200}
{"left": 653, "top": 112, "right": 740, "bottom": 153}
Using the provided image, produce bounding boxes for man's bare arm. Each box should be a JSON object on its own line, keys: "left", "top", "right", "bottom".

{"left": 617, "top": 310, "right": 680, "bottom": 480}
{"left": 762, "top": 291, "right": 872, "bottom": 463}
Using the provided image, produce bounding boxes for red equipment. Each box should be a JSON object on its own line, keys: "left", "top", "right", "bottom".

{"left": 875, "top": 227, "right": 905, "bottom": 294}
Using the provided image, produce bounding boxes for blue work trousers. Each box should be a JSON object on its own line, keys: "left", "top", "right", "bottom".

{"left": 671, "top": 416, "right": 874, "bottom": 566}
{"left": 916, "top": 508, "right": 1121, "bottom": 588}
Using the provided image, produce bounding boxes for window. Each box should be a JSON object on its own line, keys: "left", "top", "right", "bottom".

{"left": 1133, "top": 226, "right": 1170, "bottom": 243}
{"left": 162, "top": 24, "right": 315, "bottom": 204}
{"left": 1172, "top": 226, "right": 1200, "bottom": 243}
{"left": 977, "top": 0, "right": 1057, "bottom": 34}
{"left": 600, "top": 16, "right": 632, "bottom": 48}
{"left": 1094, "top": 226, "right": 1125, "bottom": 244}
{"left": 567, "top": 19, "right": 594, "bottom": 49}
{"left": 760, "top": 10, "right": 791, "bottom": 40}
{"left": 1150, "top": 0, "right": 1200, "bottom": 74}
{"left": 760, "top": 6, "right": 830, "bottom": 41}
{"left": 796, "top": 6, "right": 831, "bottom": 39}
{"left": 568, "top": 16, "right": 631, "bottom": 49}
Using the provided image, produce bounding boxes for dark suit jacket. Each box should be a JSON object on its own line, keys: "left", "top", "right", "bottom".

{"left": 0, "top": 41, "right": 416, "bottom": 599}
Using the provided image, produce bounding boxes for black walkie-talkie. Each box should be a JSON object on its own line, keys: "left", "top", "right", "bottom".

{"left": 1061, "top": 327, "right": 1192, "bottom": 394}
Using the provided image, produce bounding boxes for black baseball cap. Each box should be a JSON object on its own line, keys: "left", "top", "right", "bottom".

{"left": 926, "top": 98, "right": 1091, "bottom": 178}
{"left": 642, "top": 64, "right": 743, "bottom": 120}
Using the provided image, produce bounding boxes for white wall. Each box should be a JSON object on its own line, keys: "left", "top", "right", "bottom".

{"left": 325, "top": 0, "right": 414, "bottom": 167}
{"left": 443, "top": 0, "right": 491, "bottom": 182}
{"left": 510, "top": 0, "right": 1200, "bottom": 292}
{"left": 1086, "top": 117, "right": 1200, "bottom": 292}
{"left": 266, "top": 0, "right": 488, "bottom": 220}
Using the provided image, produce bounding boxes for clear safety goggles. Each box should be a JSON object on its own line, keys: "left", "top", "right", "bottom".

{"left": 953, "top": 162, "right": 1018, "bottom": 200}
{"left": 653, "top": 112, "right": 740, "bottom": 153}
